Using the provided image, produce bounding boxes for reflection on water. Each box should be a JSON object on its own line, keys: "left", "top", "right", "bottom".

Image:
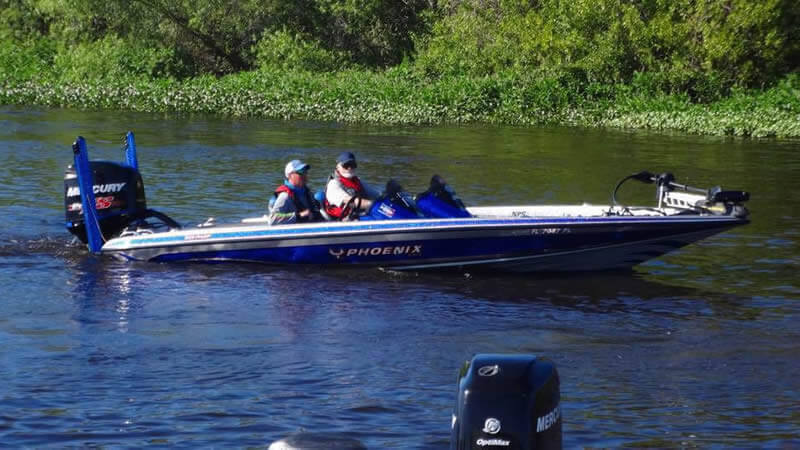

{"left": 0, "top": 105, "right": 798, "bottom": 447}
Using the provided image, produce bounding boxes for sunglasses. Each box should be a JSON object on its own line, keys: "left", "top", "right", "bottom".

{"left": 341, "top": 162, "right": 357, "bottom": 170}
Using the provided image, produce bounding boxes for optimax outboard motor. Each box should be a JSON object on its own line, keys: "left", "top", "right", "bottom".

{"left": 416, "top": 175, "right": 471, "bottom": 218}
{"left": 450, "top": 354, "right": 561, "bottom": 450}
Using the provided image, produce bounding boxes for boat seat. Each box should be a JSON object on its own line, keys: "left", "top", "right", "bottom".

{"left": 314, "top": 190, "right": 333, "bottom": 221}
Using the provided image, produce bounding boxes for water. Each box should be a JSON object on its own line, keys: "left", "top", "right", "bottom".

{"left": 1, "top": 105, "right": 798, "bottom": 447}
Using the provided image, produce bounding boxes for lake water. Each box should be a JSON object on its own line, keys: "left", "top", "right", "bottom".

{"left": 1, "top": 105, "right": 798, "bottom": 448}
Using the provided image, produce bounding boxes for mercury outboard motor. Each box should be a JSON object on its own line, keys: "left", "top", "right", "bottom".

{"left": 416, "top": 175, "right": 471, "bottom": 218}
{"left": 64, "top": 161, "right": 147, "bottom": 244}
{"left": 450, "top": 354, "right": 561, "bottom": 450}
{"left": 362, "top": 179, "right": 421, "bottom": 220}
{"left": 65, "top": 132, "right": 180, "bottom": 252}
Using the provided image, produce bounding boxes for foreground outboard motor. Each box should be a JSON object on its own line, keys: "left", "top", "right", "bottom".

{"left": 362, "top": 179, "right": 421, "bottom": 220}
{"left": 416, "top": 175, "right": 471, "bottom": 218}
{"left": 450, "top": 354, "right": 561, "bottom": 450}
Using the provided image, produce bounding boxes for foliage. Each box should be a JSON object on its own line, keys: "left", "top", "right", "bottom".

{"left": 4, "top": 0, "right": 798, "bottom": 90}
{"left": 415, "top": 0, "right": 800, "bottom": 100}
{"left": 1, "top": 0, "right": 431, "bottom": 76}
{"left": 0, "top": 38, "right": 53, "bottom": 83}
{"left": 253, "top": 29, "right": 350, "bottom": 72}
{"left": 0, "top": 0, "right": 52, "bottom": 42}
{"left": 312, "top": 0, "right": 431, "bottom": 67}
{"left": 52, "top": 36, "right": 177, "bottom": 82}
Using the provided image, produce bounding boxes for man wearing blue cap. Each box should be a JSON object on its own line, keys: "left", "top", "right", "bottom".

{"left": 324, "top": 152, "right": 379, "bottom": 220}
{"left": 268, "top": 159, "right": 321, "bottom": 225}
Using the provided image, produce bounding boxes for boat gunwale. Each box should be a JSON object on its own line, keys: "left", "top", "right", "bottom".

{"left": 101, "top": 213, "right": 748, "bottom": 253}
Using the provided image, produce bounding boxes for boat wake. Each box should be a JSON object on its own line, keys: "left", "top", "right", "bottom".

{"left": 0, "top": 233, "right": 85, "bottom": 260}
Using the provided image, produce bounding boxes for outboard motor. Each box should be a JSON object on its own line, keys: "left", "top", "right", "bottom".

{"left": 65, "top": 133, "right": 180, "bottom": 252}
{"left": 65, "top": 161, "right": 148, "bottom": 243}
{"left": 450, "top": 354, "right": 561, "bottom": 450}
{"left": 416, "top": 175, "right": 471, "bottom": 218}
{"left": 362, "top": 179, "right": 421, "bottom": 220}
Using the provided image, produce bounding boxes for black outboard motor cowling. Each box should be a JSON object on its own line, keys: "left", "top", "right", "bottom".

{"left": 450, "top": 354, "right": 561, "bottom": 450}
{"left": 64, "top": 161, "right": 147, "bottom": 243}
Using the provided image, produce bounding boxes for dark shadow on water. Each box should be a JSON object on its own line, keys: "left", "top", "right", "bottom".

{"left": 144, "top": 261, "right": 730, "bottom": 317}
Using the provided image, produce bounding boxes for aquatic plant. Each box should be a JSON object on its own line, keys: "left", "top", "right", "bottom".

{"left": 3, "top": 69, "right": 798, "bottom": 137}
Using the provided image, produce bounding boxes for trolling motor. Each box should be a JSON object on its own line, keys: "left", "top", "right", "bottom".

{"left": 65, "top": 132, "right": 180, "bottom": 252}
{"left": 450, "top": 354, "right": 562, "bottom": 450}
{"left": 611, "top": 170, "right": 750, "bottom": 218}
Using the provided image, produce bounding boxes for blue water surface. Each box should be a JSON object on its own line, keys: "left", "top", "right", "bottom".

{"left": 1, "top": 106, "right": 798, "bottom": 448}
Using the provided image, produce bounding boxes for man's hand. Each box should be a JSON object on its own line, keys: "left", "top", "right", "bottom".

{"left": 297, "top": 209, "right": 311, "bottom": 218}
{"left": 346, "top": 196, "right": 372, "bottom": 212}
{"left": 359, "top": 198, "right": 373, "bottom": 211}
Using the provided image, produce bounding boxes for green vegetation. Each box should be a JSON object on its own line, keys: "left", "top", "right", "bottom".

{"left": 2, "top": 0, "right": 799, "bottom": 137}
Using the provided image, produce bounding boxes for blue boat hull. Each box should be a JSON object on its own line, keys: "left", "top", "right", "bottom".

{"left": 102, "top": 216, "right": 745, "bottom": 272}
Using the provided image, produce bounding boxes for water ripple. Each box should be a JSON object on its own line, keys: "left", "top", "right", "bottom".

{"left": 1, "top": 107, "right": 799, "bottom": 447}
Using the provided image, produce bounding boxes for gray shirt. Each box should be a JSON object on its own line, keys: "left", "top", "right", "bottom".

{"left": 268, "top": 187, "right": 319, "bottom": 225}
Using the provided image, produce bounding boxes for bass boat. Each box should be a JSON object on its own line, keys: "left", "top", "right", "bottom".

{"left": 64, "top": 133, "right": 750, "bottom": 272}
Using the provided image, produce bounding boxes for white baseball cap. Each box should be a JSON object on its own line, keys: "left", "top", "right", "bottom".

{"left": 284, "top": 159, "right": 310, "bottom": 179}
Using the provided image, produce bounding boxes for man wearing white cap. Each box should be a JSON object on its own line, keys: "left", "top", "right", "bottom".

{"left": 324, "top": 152, "right": 379, "bottom": 220}
{"left": 268, "top": 159, "right": 321, "bottom": 225}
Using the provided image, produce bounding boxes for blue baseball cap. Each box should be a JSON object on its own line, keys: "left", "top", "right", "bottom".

{"left": 284, "top": 159, "right": 310, "bottom": 178}
{"left": 336, "top": 152, "right": 356, "bottom": 165}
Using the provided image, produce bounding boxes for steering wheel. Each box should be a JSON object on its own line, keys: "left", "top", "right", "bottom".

{"left": 344, "top": 196, "right": 360, "bottom": 220}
